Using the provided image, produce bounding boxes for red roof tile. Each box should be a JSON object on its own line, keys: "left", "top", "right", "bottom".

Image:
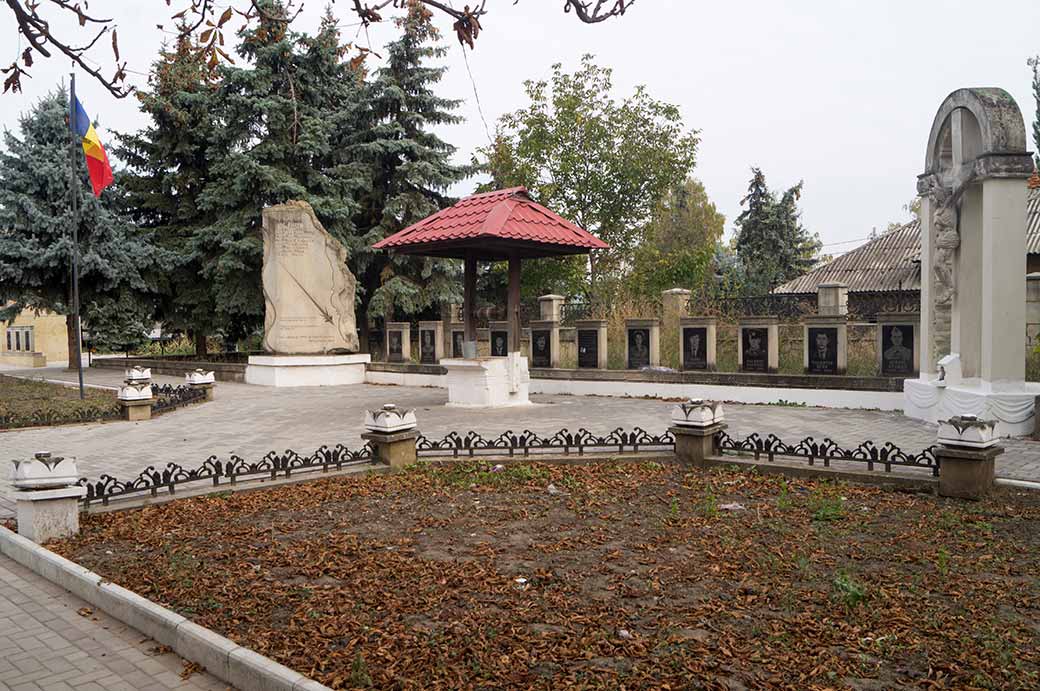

{"left": 372, "top": 187, "right": 608, "bottom": 256}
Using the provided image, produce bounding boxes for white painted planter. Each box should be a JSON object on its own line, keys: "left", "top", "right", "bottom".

{"left": 364, "top": 404, "right": 417, "bottom": 433}
{"left": 118, "top": 382, "right": 153, "bottom": 401}
{"left": 937, "top": 415, "right": 1000, "bottom": 448}
{"left": 185, "top": 369, "right": 215, "bottom": 385}
{"left": 10, "top": 453, "right": 79, "bottom": 490}
{"left": 124, "top": 366, "right": 151, "bottom": 382}
{"left": 671, "top": 399, "right": 725, "bottom": 428}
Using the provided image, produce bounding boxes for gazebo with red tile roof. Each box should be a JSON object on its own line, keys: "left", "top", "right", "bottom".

{"left": 373, "top": 187, "right": 607, "bottom": 354}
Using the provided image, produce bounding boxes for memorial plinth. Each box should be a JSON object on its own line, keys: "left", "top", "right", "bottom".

{"left": 442, "top": 355, "right": 531, "bottom": 408}
{"left": 245, "top": 354, "right": 370, "bottom": 387}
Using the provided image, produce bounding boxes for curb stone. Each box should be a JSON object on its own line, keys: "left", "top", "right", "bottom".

{"left": 0, "top": 525, "right": 332, "bottom": 691}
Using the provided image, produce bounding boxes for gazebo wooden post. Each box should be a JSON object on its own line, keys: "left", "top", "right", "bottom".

{"left": 508, "top": 254, "right": 522, "bottom": 353}
{"left": 463, "top": 251, "right": 477, "bottom": 353}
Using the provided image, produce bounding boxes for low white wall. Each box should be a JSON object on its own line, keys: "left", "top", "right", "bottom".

{"left": 364, "top": 368, "right": 904, "bottom": 411}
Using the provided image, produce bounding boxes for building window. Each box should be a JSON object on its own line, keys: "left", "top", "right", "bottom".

{"left": 5, "top": 326, "right": 32, "bottom": 352}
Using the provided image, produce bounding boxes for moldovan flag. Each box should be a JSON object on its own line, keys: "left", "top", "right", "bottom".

{"left": 72, "top": 96, "right": 114, "bottom": 196}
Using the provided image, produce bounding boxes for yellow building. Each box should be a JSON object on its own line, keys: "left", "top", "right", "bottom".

{"left": 0, "top": 308, "right": 70, "bottom": 367}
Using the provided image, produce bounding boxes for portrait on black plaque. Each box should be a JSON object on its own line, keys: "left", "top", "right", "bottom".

{"left": 491, "top": 330, "right": 508, "bottom": 356}
{"left": 452, "top": 330, "right": 464, "bottom": 358}
{"left": 369, "top": 330, "right": 384, "bottom": 360}
{"left": 420, "top": 329, "right": 436, "bottom": 364}
{"left": 578, "top": 329, "right": 598, "bottom": 368}
{"left": 682, "top": 327, "right": 708, "bottom": 370}
{"left": 807, "top": 327, "right": 838, "bottom": 374}
{"left": 532, "top": 330, "right": 551, "bottom": 368}
{"left": 627, "top": 328, "right": 650, "bottom": 369}
{"left": 881, "top": 324, "right": 914, "bottom": 375}
{"left": 388, "top": 330, "right": 403, "bottom": 361}
{"left": 742, "top": 328, "right": 768, "bottom": 372}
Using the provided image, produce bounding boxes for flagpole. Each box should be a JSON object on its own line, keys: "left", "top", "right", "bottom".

{"left": 69, "top": 71, "right": 85, "bottom": 400}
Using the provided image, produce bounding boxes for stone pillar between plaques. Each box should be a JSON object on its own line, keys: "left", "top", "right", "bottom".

{"left": 529, "top": 320, "right": 560, "bottom": 368}
{"left": 361, "top": 404, "right": 419, "bottom": 470}
{"left": 876, "top": 313, "right": 920, "bottom": 377}
{"left": 539, "top": 294, "right": 566, "bottom": 322}
{"left": 816, "top": 282, "right": 849, "bottom": 316}
{"left": 488, "top": 321, "right": 510, "bottom": 357}
{"left": 625, "top": 319, "right": 660, "bottom": 369}
{"left": 575, "top": 319, "right": 608, "bottom": 369}
{"left": 418, "top": 321, "right": 445, "bottom": 364}
{"left": 679, "top": 316, "right": 717, "bottom": 371}
{"left": 738, "top": 317, "right": 778, "bottom": 373}
{"left": 660, "top": 288, "right": 691, "bottom": 369}
{"left": 385, "top": 322, "right": 411, "bottom": 363}
{"left": 803, "top": 315, "right": 847, "bottom": 375}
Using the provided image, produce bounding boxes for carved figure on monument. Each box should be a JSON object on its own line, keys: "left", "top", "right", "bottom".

{"left": 261, "top": 201, "right": 359, "bottom": 354}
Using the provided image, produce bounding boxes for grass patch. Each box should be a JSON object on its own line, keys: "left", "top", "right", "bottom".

{"left": 0, "top": 374, "right": 119, "bottom": 429}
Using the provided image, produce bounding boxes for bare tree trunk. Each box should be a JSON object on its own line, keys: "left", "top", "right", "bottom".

{"left": 193, "top": 330, "right": 207, "bottom": 357}
{"left": 65, "top": 314, "right": 78, "bottom": 369}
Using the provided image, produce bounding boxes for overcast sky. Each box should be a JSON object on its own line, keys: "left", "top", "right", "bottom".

{"left": 4, "top": 0, "right": 1039, "bottom": 255}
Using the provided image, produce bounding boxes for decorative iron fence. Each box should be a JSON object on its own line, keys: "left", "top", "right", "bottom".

{"left": 151, "top": 384, "right": 207, "bottom": 415}
{"left": 417, "top": 427, "right": 677, "bottom": 458}
{"left": 686, "top": 293, "right": 817, "bottom": 320}
{"left": 79, "top": 442, "right": 374, "bottom": 506}
{"left": 714, "top": 431, "right": 939, "bottom": 476}
{"left": 847, "top": 290, "right": 920, "bottom": 319}
{"left": 0, "top": 404, "right": 121, "bottom": 430}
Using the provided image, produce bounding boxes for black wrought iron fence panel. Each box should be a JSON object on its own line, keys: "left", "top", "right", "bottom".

{"left": 417, "top": 427, "right": 676, "bottom": 458}
{"left": 151, "top": 384, "right": 207, "bottom": 415}
{"left": 561, "top": 302, "right": 608, "bottom": 324}
{"left": 687, "top": 293, "right": 817, "bottom": 320}
{"left": 714, "top": 431, "right": 939, "bottom": 475}
{"left": 847, "top": 291, "right": 920, "bottom": 319}
{"left": 0, "top": 405, "right": 120, "bottom": 430}
{"left": 79, "top": 443, "right": 375, "bottom": 506}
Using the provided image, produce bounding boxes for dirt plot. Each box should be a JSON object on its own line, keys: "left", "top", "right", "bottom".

{"left": 52, "top": 461, "right": 1040, "bottom": 690}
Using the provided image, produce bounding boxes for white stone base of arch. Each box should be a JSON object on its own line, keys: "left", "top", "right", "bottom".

{"left": 903, "top": 378, "right": 1039, "bottom": 437}
{"left": 245, "top": 354, "right": 370, "bottom": 387}
{"left": 442, "top": 355, "right": 531, "bottom": 408}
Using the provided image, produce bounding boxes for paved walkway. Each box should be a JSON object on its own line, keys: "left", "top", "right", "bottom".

{"left": 4, "top": 365, "right": 1040, "bottom": 518}
{"left": 0, "top": 555, "right": 227, "bottom": 691}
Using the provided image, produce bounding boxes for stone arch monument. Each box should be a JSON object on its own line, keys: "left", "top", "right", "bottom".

{"left": 904, "top": 88, "right": 1038, "bottom": 434}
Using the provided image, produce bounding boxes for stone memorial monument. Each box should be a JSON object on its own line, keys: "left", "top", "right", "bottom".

{"left": 245, "top": 201, "right": 370, "bottom": 386}
{"left": 904, "top": 88, "right": 1039, "bottom": 435}
{"left": 625, "top": 319, "right": 660, "bottom": 369}
{"left": 680, "top": 316, "right": 717, "bottom": 371}
{"left": 418, "top": 321, "right": 444, "bottom": 364}
{"left": 576, "top": 319, "right": 608, "bottom": 369}
{"left": 738, "top": 317, "right": 778, "bottom": 373}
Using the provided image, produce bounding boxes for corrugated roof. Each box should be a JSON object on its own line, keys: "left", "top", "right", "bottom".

{"left": 372, "top": 187, "right": 608, "bottom": 253}
{"left": 776, "top": 188, "right": 1040, "bottom": 293}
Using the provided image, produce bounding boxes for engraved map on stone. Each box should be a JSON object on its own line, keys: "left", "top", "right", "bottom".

{"left": 261, "top": 201, "right": 359, "bottom": 354}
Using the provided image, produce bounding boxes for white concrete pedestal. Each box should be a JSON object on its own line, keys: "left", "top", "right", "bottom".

{"left": 245, "top": 354, "right": 371, "bottom": 387}
{"left": 15, "top": 486, "right": 86, "bottom": 543}
{"left": 442, "top": 355, "right": 531, "bottom": 407}
{"left": 904, "top": 378, "right": 1040, "bottom": 437}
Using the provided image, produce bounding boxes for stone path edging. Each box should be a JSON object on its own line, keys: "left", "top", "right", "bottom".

{"left": 0, "top": 526, "right": 331, "bottom": 691}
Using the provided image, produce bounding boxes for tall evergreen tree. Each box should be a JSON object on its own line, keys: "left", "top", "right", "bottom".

{"left": 352, "top": 1, "right": 468, "bottom": 345}
{"left": 0, "top": 91, "right": 163, "bottom": 359}
{"left": 115, "top": 29, "right": 220, "bottom": 354}
{"left": 733, "top": 167, "right": 821, "bottom": 294}
{"left": 192, "top": 2, "right": 368, "bottom": 342}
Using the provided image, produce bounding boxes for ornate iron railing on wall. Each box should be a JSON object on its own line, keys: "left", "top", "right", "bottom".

{"left": 685, "top": 290, "right": 920, "bottom": 321}
{"left": 79, "top": 443, "right": 374, "bottom": 506}
{"left": 151, "top": 384, "right": 207, "bottom": 414}
{"left": 714, "top": 431, "right": 939, "bottom": 476}
{"left": 846, "top": 290, "right": 920, "bottom": 319}
{"left": 417, "top": 427, "right": 677, "bottom": 457}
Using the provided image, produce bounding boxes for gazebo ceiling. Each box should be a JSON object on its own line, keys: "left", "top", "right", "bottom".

{"left": 371, "top": 187, "right": 608, "bottom": 260}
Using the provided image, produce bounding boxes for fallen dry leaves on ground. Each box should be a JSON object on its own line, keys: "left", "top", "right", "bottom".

{"left": 51, "top": 461, "right": 1040, "bottom": 690}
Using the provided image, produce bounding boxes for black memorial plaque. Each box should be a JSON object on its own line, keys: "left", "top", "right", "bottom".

{"left": 451, "top": 330, "right": 464, "bottom": 358}
{"left": 490, "top": 330, "right": 509, "bottom": 357}
{"left": 807, "top": 327, "right": 838, "bottom": 374}
{"left": 419, "top": 329, "right": 437, "bottom": 364}
{"left": 881, "top": 324, "right": 914, "bottom": 376}
{"left": 578, "top": 329, "right": 599, "bottom": 368}
{"left": 388, "top": 330, "right": 403, "bottom": 362}
{"left": 531, "top": 330, "right": 551, "bottom": 368}
{"left": 369, "top": 330, "right": 384, "bottom": 360}
{"left": 741, "top": 328, "right": 768, "bottom": 372}
{"left": 682, "top": 326, "right": 708, "bottom": 370}
{"left": 627, "top": 328, "right": 651, "bottom": 369}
